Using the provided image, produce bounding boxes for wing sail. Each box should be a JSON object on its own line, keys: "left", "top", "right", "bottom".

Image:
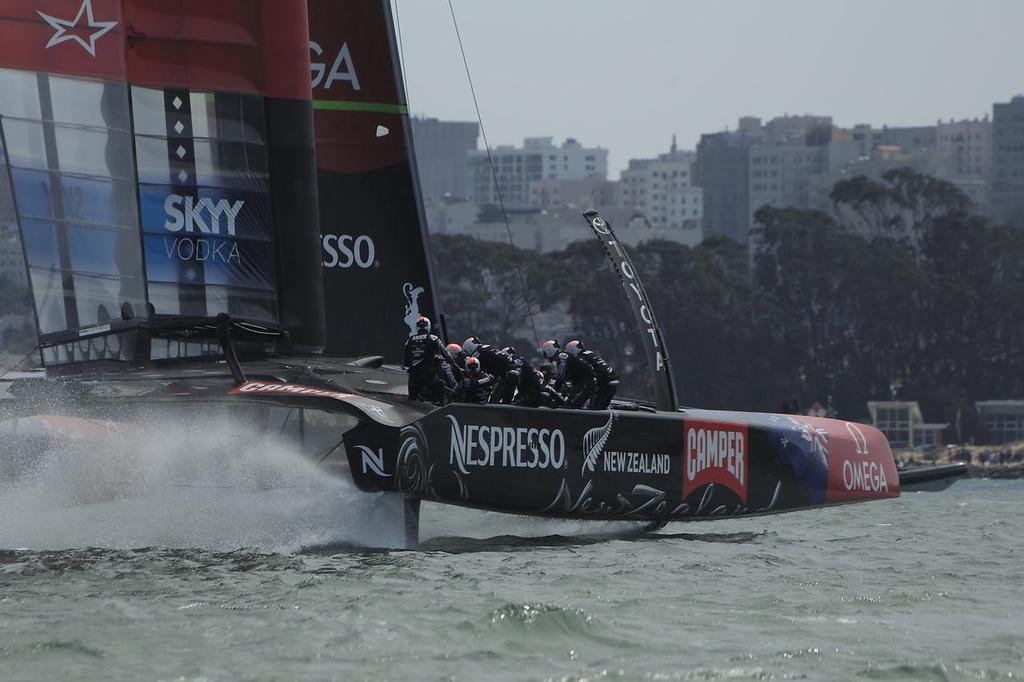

{"left": 307, "top": 0, "right": 441, "bottom": 361}
{"left": 0, "top": 1, "right": 324, "bottom": 364}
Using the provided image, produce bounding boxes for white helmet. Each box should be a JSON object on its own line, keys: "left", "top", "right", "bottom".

{"left": 565, "top": 340, "right": 583, "bottom": 357}
{"left": 540, "top": 339, "right": 560, "bottom": 359}
{"left": 462, "top": 336, "right": 481, "bottom": 356}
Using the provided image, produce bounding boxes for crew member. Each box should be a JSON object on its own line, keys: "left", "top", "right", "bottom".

{"left": 565, "top": 340, "right": 619, "bottom": 410}
{"left": 404, "top": 316, "right": 455, "bottom": 404}
{"left": 446, "top": 342, "right": 467, "bottom": 382}
{"left": 514, "top": 366, "right": 565, "bottom": 408}
{"left": 455, "top": 356, "right": 495, "bottom": 404}
{"left": 461, "top": 336, "right": 520, "bottom": 404}
{"left": 541, "top": 339, "right": 596, "bottom": 409}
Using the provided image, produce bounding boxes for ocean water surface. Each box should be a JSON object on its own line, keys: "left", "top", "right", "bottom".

{"left": 1, "top": 475, "right": 1021, "bottom": 681}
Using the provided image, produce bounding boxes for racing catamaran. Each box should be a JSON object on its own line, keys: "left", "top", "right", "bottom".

{"left": 0, "top": 0, "right": 962, "bottom": 549}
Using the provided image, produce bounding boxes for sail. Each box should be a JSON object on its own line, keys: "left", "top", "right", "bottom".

{"left": 307, "top": 0, "right": 440, "bottom": 361}
{"left": 583, "top": 210, "right": 677, "bottom": 411}
{"left": 0, "top": 0, "right": 324, "bottom": 362}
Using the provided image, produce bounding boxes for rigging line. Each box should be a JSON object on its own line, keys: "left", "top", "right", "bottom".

{"left": 393, "top": 0, "right": 412, "bottom": 107}
{"left": 446, "top": 0, "right": 540, "bottom": 347}
{"left": 0, "top": 343, "right": 41, "bottom": 381}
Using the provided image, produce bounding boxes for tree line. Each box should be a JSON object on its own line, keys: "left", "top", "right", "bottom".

{"left": 432, "top": 169, "right": 1024, "bottom": 440}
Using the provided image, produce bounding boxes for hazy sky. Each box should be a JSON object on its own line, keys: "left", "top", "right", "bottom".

{"left": 394, "top": 0, "right": 1024, "bottom": 174}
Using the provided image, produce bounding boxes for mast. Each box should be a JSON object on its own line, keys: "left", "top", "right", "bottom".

{"left": 583, "top": 210, "right": 677, "bottom": 411}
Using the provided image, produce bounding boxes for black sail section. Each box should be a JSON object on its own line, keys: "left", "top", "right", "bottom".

{"left": 308, "top": 0, "right": 440, "bottom": 361}
{"left": 583, "top": 210, "right": 678, "bottom": 411}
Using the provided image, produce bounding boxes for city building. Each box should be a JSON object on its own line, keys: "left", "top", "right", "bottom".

{"left": 936, "top": 116, "right": 992, "bottom": 179}
{"left": 747, "top": 137, "right": 859, "bottom": 242}
{"left": 991, "top": 95, "right": 1024, "bottom": 224}
{"left": 847, "top": 124, "right": 937, "bottom": 158}
{"left": 695, "top": 129, "right": 761, "bottom": 245}
{"left": 867, "top": 401, "right": 948, "bottom": 448}
{"left": 696, "top": 115, "right": 855, "bottom": 249}
{"left": 617, "top": 138, "right": 703, "bottom": 232}
{"left": 975, "top": 401, "right": 1024, "bottom": 444}
{"left": 439, "top": 205, "right": 703, "bottom": 254}
{"left": 468, "top": 137, "right": 608, "bottom": 209}
{"left": 411, "top": 117, "right": 479, "bottom": 201}
{"left": 528, "top": 178, "right": 617, "bottom": 211}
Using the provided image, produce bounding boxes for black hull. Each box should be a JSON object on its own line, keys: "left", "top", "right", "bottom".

{"left": 1, "top": 357, "right": 905, "bottom": 545}
{"left": 898, "top": 463, "right": 968, "bottom": 492}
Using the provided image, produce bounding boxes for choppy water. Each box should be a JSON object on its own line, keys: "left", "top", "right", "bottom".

{"left": 1, "top": 475, "right": 1022, "bottom": 681}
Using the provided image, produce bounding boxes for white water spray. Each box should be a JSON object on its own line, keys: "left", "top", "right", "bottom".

{"left": 0, "top": 414, "right": 408, "bottom": 552}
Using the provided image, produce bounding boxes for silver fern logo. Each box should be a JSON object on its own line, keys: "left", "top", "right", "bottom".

{"left": 582, "top": 413, "right": 616, "bottom": 475}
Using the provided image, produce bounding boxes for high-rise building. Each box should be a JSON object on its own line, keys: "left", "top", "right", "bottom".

{"left": 696, "top": 115, "right": 857, "bottom": 248}
{"left": 468, "top": 137, "right": 608, "bottom": 209}
{"left": 618, "top": 138, "right": 702, "bottom": 232}
{"left": 991, "top": 96, "right": 1024, "bottom": 224}
{"left": 695, "top": 129, "right": 761, "bottom": 245}
{"left": 411, "top": 117, "right": 479, "bottom": 201}
{"left": 748, "top": 138, "right": 858, "bottom": 232}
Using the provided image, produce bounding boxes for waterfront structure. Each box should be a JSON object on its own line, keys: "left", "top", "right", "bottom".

{"left": 991, "top": 96, "right": 1024, "bottom": 223}
{"left": 411, "top": 117, "right": 479, "bottom": 201}
{"left": 617, "top": 139, "right": 703, "bottom": 232}
{"left": 867, "top": 401, "right": 948, "bottom": 448}
{"left": 468, "top": 137, "right": 608, "bottom": 209}
{"left": 975, "top": 401, "right": 1024, "bottom": 444}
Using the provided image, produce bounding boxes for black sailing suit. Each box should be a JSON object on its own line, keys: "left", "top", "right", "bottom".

{"left": 577, "top": 349, "right": 619, "bottom": 410}
{"left": 513, "top": 367, "right": 564, "bottom": 408}
{"left": 472, "top": 344, "right": 521, "bottom": 404}
{"left": 404, "top": 333, "right": 456, "bottom": 403}
{"left": 553, "top": 351, "right": 597, "bottom": 409}
{"left": 456, "top": 373, "right": 495, "bottom": 404}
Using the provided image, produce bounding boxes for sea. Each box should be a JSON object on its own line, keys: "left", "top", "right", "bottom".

{"left": 0, "top": 434, "right": 1021, "bottom": 682}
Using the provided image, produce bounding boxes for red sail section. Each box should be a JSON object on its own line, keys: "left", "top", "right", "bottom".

{"left": 308, "top": 0, "right": 440, "bottom": 360}
{"left": 0, "top": 1, "right": 311, "bottom": 100}
{"left": 0, "top": 0, "right": 126, "bottom": 81}
{"left": 124, "top": 0, "right": 311, "bottom": 101}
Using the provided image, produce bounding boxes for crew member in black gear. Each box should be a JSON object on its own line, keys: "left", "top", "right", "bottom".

{"left": 514, "top": 366, "right": 565, "bottom": 408}
{"left": 446, "top": 342, "right": 466, "bottom": 383}
{"left": 404, "top": 316, "right": 455, "bottom": 404}
{"left": 541, "top": 339, "right": 596, "bottom": 409}
{"left": 565, "top": 339, "right": 619, "bottom": 410}
{"left": 461, "top": 336, "right": 520, "bottom": 404}
{"left": 455, "top": 356, "right": 494, "bottom": 404}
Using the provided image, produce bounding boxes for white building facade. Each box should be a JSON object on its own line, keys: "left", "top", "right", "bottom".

{"left": 617, "top": 141, "right": 703, "bottom": 233}
{"left": 468, "top": 137, "right": 608, "bottom": 209}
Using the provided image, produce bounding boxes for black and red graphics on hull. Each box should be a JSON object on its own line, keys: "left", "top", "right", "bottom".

{"left": 344, "top": 405, "right": 899, "bottom": 521}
